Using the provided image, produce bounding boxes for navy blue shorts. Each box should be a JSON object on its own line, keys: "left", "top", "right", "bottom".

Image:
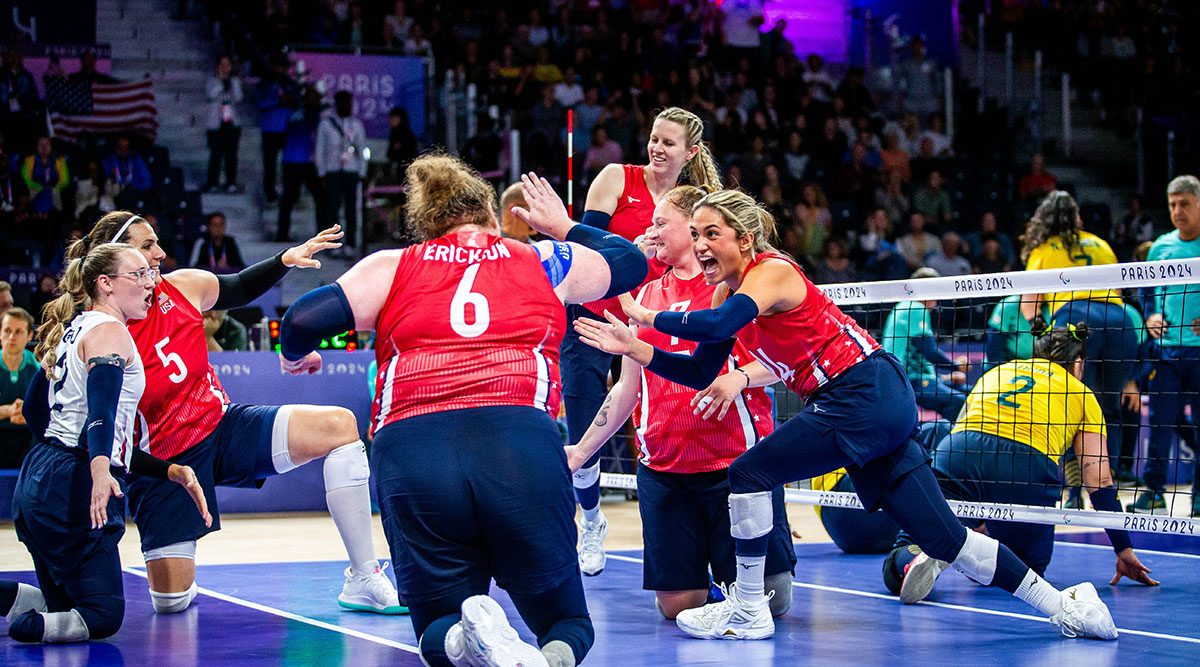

{"left": 932, "top": 430, "right": 1060, "bottom": 573}
{"left": 372, "top": 406, "right": 580, "bottom": 606}
{"left": 13, "top": 443, "right": 126, "bottom": 585}
{"left": 637, "top": 465, "right": 796, "bottom": 591}
{"left": 128, "top": 404, "right": 280, "bottom": 552}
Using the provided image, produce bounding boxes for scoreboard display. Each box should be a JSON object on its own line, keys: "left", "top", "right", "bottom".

{"left": 266, "top": 320, "right": 358, "bottom": 353}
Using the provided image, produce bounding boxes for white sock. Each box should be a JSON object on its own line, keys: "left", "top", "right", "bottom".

{"left": 323, "top": 442, "right": 379, "bottom": 576}
{"left": 734, "top": 556, "right": 766, "bottom": 601}
{"left": 582, "top": 505, "right": 602, "bottom": 524}
{"left": 1014, "top": 570, "right": 1063, "bottom": 617}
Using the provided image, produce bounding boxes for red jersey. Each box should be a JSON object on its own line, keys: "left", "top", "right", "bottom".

{"left": 736, "top": 253, "right": 879, "bottom": 401}
{"left": 371, "top": 231, "right": 565, "bottom": 433}
{"left": 582, "top": 163, "right": 667, "bottom": 318}
{"left": 128, "top": 278, "right": 230, "bottom": 459}
{"left": 634, "top": 270, "right": 775, "bottom": 474}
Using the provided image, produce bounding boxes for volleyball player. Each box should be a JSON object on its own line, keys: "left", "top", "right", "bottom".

{"left": 81, "top": 211, "right": 399, "bottom": 616}
{"left": 565, "top": 107, "right": 722, "bottom": 576}
{"left": 984, "top": 294, "right": 1047, "bottom": 371}
{"left": 1137, "top": 175, "right": 1200, "bottom": 515}
{"left": 578, "top": 189, "right": 1119, "bottom": 640}
{"left": 1022, "top": 192, "right": 1138, "bottom": 507}
{"left": 564, "top": 185, "right": 795, "bottom": 620}
{"left": 885, "top": 318, "right": 1158, "bottom": 604}
{"left": 279, "top": 160, "right": 647, "bottom": 667}
{"left": 1, "top": 243, "right": 210, "bottom": 643}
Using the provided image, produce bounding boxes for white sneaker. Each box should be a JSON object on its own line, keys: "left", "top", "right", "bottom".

{"left": 675, "top": 583, "right": 774, "bottom": 640}
{"left": 899, "top": 552, "right": 950, "bottom": 604}
{"left": 338, "top": 562, "right": 407, "bottom": 615}
{"left": 578, "top": 512, "right": 608, "bottom": 577}
{"left": 448, "top": 595, "right": 548, "bottom": 667}
{"left": 1051, "top": 582, "right": 1118, "bottom": 640}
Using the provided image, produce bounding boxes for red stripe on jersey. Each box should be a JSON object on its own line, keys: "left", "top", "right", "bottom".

{"left": 582, "top": 163, "right": 666, "bottom": 318}
{"left": 737, "top": 253, "right": 879, "bottom": 401}
{"left": 127, "top": 278, "right": 230, "bottom": 458}
{"left": 371, "top": 231, "right": 566, "bottom": 432}
{"left": 634, "top": 270, "right": 775, "bottom": 474}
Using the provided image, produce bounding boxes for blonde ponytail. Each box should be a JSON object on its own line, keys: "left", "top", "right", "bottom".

{"left": 35, "top": 243, "right": 132, "bottom": 376}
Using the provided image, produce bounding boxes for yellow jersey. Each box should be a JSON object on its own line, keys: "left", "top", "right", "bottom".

{"left": 1025, "top": 231, "right": 1122, "bottom": 315}
{"left": 951, "top": 359, "right": 1106, "bottom": 460}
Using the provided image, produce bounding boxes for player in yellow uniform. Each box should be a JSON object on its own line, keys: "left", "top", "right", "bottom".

{"left": 884, "top": 318, "right": 1158, "bottom": 603}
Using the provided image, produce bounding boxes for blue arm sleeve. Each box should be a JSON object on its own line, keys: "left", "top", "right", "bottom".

{"left": 22, "top": 371, "right": 50, "bottom": 442}
{"left": 580, "top": 210, "right": 612, "bottom": 231}
{"left": 536, "top": 240, "right": 574, "bottom": 288}
{"left": 915, "top": 335, "right": 955, "bottom": 369}
{"left": 653, "top": 294, "right": 760, "bottom": 343}
{"left": 279, "top": 283, "right": 356, "bottom": 361}
{"left": 83, "top": 361, "right": 124, "bottom": 463}
{"left": 564, "top": 223, "right": 648, "bottom": 299}
{"left": 645, "top": 339, "right": 737, "bottom": 390}
{"left": 1087, "top": 487, "right": 1133, "bottom": 553}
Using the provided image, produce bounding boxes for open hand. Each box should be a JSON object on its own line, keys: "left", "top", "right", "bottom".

{"left": 90, "top": 457, "right": 123, "bottom": 529}
{"left": 169, "top": 464, "right": 213, "bottom": 528}
{"left": 692, "top": 371, "right": 746, "bottom": 421}
{"left": 574, "top": 310, "right": 636, "bottom": 356}
{"left": 282, "top": 224, "right": 344, "bottom": 269}
{"left": 280, "top": 351, "right": 323, "bottom": 375}
{"left": 511, "top": 173, "right": 573, "bottom": 240}
{"left": 1110, "top": 548, "right": 1159, "bottom": 586}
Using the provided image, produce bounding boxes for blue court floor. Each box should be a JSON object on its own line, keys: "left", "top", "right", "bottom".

{"left": 3, "top": 536, "right": 1198, "bottom": 666}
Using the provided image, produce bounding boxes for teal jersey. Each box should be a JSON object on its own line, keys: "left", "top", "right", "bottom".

{"left": 1147, "top": 230, "right": 1200, "bottom": 347}
{"left": 1124, "top": 303, "right": 1146, "bottom": 347}
{"left": 0, "top": 351, "right": 39, "bottom": 433}
{"left": 985, "top": 295, "right": 1041, "bottom": 365}
{"left": 882, "top": 301, "right": 937, "bottom": 382}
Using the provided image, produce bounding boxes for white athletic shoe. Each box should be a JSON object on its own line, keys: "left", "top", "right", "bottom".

{"left": 578, "top": 513, "right": 608, "bottom": 577}
{"left": 899, "top": 552, "right": 950, "bottom": 604}
{"left": 1051, "top": 582, "right": 1118, "bottom": 640}
{"left": 675, "top": 584, "right": 775, "bottom": 640}
{"left": 448, "top": 595, "right": 548, "bottom": 667}
{"left": 338, "top": 563, "right": 407, "bottom": 615}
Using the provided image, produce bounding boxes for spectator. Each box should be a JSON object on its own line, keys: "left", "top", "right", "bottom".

{"left": 1113, "top": 193, "right": 1156, "bottom": 261}
{"left": 760, "top": 164, "right": 785, "bottom": 211}
{"left": 497, "top": 182, "right": 545, "bottom": 244}
{"left": 720, "top": 0, "right": 765, "bottom": 66}
{"left": 67, "top": 49, "right": 118, "bottom": 85}
{"left": 403, "top": 23, "right": 433, "bottom": 57}
{"left": 804, "top": 53, "right": 836, "bottom": 102}
{"left": 857, "top": 207, "right": 909, "bottom": 281}
{"left": 831, "top": 142, "right": 879, "bottom": 211}
{"left": 879, "top": 132, "right": 911, "bottom": 185}
{"left": 912, "top": 169, "right": 953, "bottom": 230}
{"left": 386, "top": 106, "right": 418, "bottom": 176}
{"left": 461, "top": 114, "right": 503, "bottom": 177}
{"left": 343, "top": 2, "right": 367, "bottom": 47}
{"left": 203, "top": 310, "right": 249, "bottom": 352}
{"left": 964, "top": 211, "right": 1016, "bottom": 265}
{"left": 0, "top": 281, "right": 12, "bottom": 318}
{"left": 316, "top": 90, "right": 368, "bottom": 256}
{"left": 0, "top": 147, "right": 31, "bottom": 263}
{"left": 573, "top": 86, "right": 604, "bottom": 162}
{"left": 875, "top": 170, "right": 910, "bottom": 227}
{"left": 787, "top": 199, "right": 828, "bottom": 260}
{"left": 276, "top": 85, "right": 325, "bottom": 243}
{"left": 0, "top": 306, "right": 37, "bottom": 468}
{"left": 895, "top": 36, "right": 941, "bottom": 116}
{"left": 836, "top": 66, "right": 876, "bottom": 118}
{"left": 781, "top": 130, "right": 810, "bottom": 185}
{"left": 925, "top": 231, "right": 972, "bottom": 277}
{"left": 257, "top": 54, "right": 298, "bottom": 204}
{"left": 812, "top": 237, "right": 857, "bottom": 284}
{"left": 382, "top": 0, "right": 414, "bottom": 47}
{"left": 795, "top": 181, "right": 833, "bottom": 234}
{"left": 205, "top": 55, "right": 244, "bottom": 193}
{"left": 27, "top": 274, "right": 56, "bottom": 321}
{"left": 1018, "top": 153, "right": 1056, "bottom": 203}
{"left": 897, "top": 210, "right": 939, "bottom": 269}
{"left": 884, "top": 111, "right": 922, "bottom": 157}
{"left": 190, "top": 212, "right": 245, "bottom": 272}
{"left": 553, "top": 66, "right": 584, "bottom": 108}
{"left": 21, "top": 136, "right": 68, "bottom": 216}
{"left": 919, "top": 113, "right": 953, "bottom": 157}
{"left": 74, "top": 159, "right": 118, "bottom": 222}
{"left": 582, "top": 125, "right": 623, "bottom": 182}
{"left": 102, "top": 135, "right": 153, "bottom": 204}
{"left": 0, "top": 48, "right": 40, "bottom": 153}
{"left": 972, "top": 237, "right": 1012, "bottom": 274}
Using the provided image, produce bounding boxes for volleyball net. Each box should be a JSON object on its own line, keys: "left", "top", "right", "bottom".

{"left": 595, "top": 257, "right": 1200, "bottom": 538}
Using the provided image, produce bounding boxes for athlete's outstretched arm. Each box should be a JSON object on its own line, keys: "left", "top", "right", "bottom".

{"left": 565, "top": 352, "right": 641, "bottom": 472}
{"left": 574, "top": 310, "right": 735, "bottom": 390}
{"left": 691, "top": 360, "right": 777, "bottom": 421}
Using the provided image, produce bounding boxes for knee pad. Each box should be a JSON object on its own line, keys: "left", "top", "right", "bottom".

{"left": 150, "top": 582, "right": 198, "bottom": 614}
{"left": 765, "top": 572, "right": 792, "bottom": 617}
{"left": 42, "top": 609, "right": 91, "bottom": 643}
{"left": 542, "top": 639, "right": 577, "bottom": 667}
{"left": 728, "top": 491, "right": 773, "bottom": 541}
{"left": 951, "top": 530, "right": 999, "bottom": 585}
{"left": 572, "top": 463, "right": 599, "bottom": 490}
{"left": 324, "top": 441, "right": 370, "bottom": 491}
{"left": 5, "top": 583, "right": 46, "bottom": 623}
{"left": 271, "top": 405, "right": 299, "bottom": 473}
{"left": 143, "top": 540, "right": 197, "bottom": 563}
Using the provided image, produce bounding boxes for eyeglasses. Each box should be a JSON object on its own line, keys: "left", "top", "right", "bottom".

{"left": 106, "top": 268, "right": 159, "bottom": 285}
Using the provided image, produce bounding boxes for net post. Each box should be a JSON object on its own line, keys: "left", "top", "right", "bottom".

{"left": 567, "top": 108, "right": 574, "bottom": 219}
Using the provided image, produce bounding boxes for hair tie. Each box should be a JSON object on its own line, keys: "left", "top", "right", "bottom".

{"left": 111, "top": 215, "right": 145, "bottom": 243}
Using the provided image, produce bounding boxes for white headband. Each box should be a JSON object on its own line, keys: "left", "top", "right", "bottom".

{"left": 111, "top": 215, "right": 145, "bottom": 243}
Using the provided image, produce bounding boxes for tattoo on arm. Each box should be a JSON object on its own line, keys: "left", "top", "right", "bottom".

{"left": 593, "top": 395, "right": 613, "bottom": 428}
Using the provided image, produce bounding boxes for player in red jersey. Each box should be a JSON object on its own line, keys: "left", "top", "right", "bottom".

{"left": 278, "top": 157, "right": 647, "bottom": 667}
{"left": 78, "top": 211, "right": 400, "bottom": 617}
{"left": 576, "top": 189, "right": 1121, "bottom": 642}
{"left": 566, "top": 106, "right": 724, "bottom": 577}
{"left": 564, "top": 185, "right": 795, "bottom": 620}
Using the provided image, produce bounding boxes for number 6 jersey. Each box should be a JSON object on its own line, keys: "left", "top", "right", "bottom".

{"left": 371, "top": 230, "right": 565, "bottom": 434}
{"left": 127, "top": 278, "right": 230, "bottom": 459}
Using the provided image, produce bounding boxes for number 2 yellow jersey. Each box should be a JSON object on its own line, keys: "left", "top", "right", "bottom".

{"left": 950, "top": 358, "right": 1106, "bottom": 460}
{"left": 1025, "top": 232, "right": 1122, "bottom": 315}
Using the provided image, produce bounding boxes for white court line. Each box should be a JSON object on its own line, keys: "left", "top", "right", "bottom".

{"left": 604, "top": 552, "right": 1200, "bottom": 645}
{"left": 1056, "top": 540, "right": 1200, "bottom": 560}
{"left": 121, "top": 567, "right": 420, "bottom": 654}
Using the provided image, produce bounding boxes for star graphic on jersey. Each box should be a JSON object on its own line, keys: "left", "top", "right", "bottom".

{"left": 823, "top": 359, "right": 831, "bottom": 367}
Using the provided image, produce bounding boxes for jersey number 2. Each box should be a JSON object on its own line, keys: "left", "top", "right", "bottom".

{"left": 450, "top": 264, "right": 490, "bottom": 338}
{"left": 997, "top": 374, "right": 1036, "bottom": 408}
{"left": 155, "top": 337, "right": 188, "bottom": 383}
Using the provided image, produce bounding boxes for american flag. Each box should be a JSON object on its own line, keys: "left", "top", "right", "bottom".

{"left": 46, "top": 78, "right": 159, "bottom": 142}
